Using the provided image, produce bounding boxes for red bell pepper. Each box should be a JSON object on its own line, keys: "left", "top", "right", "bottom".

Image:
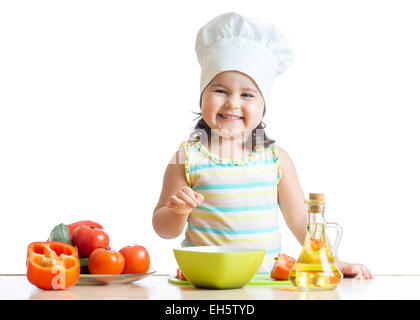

{"left": 26, "top": 241, "right": 80, "bottom": 290}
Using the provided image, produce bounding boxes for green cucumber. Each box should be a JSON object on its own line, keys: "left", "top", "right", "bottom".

{"left": 79, "top": 257, "right": 89, "bottom": 267}
{"left": 79, "top": 257, "right": 90, "bottom": 274}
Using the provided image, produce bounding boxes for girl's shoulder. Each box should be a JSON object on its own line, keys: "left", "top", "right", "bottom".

{"left": 177, "top": 136, "right": 198, "bottom": 149}
{"left": 174, "top": 139, "right": 204, "bottom": 170}
{"left": 269, "top": 144, "right": 299, "bottom": 178}
{"left": 180, "top": 138, "right": 202, "bottom": 149}
{"left": 178, "top": 139, "right": 200, "bottom": 159}
{"left": 269, "top": 143, "right": 286, "bottom": 159}
{"left": 269, "top": 144, "right": 294, "bottom": 162}
{"left": 166, "top": 140, "right": 197, "bottom": 167}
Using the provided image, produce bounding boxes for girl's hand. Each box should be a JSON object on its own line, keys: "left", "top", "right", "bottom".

{"left": 336, "top": 261, "right": 374, "bottom": 280}
{"left": 166, "top": 186, "right": 205, "bottom": 216}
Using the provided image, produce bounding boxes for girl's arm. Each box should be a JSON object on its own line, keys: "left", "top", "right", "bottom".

{"left": 276, "top": 146, "right": 307, "bottom": 246}
{"left": 152, "top": 148, "right": 204, "bottom": 239}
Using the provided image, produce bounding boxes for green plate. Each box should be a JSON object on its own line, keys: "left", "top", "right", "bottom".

{"left": 77, "top": 268, "right": 156, "bottom": 285}
{"left": 168, "top": 273, "right": 291, "bottom": 286}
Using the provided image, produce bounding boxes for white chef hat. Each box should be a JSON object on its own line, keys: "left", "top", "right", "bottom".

{"left": 195, "top": 12, "right": 294, "bottom": 106}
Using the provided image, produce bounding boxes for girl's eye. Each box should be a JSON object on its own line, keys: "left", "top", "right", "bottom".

{"left": 242, "top": 93, "right": 254, "bottom": 98}
{"left": 215, "top": 89, "right": 227, "bottom": 94}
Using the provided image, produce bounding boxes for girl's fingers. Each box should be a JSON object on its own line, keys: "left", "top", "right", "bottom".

{"left": 359, "top": 265, "right": 373, "bottom": 279}
{"left": 168, "top": 188, "right": 202, "bottom": 211}
{"left": 167, "top": 202, "right": 178, "bottom": 208}
{"left": 364, "top": 266, "right": 374, "bottom": 279}
{"left": 349, "top": 265, "right": 359, "bottom": 277}
{"left": 194, "top": 192, "right": 205, "bottom": 203}
{"left": 354, "top": 267, "right": 364, "bottom": 280}
{"left": 351, "top": 264, "right": 373, "bottom": 280}
{"left": 183, "top": 187, "right": 199, "bottom": 203}
{"left": 338, "top": 262, "right": 373, "bottom": 279}
{"left": 177, "top": 188, "right": 199, "bottom": 207}
{"left": 169, "top": 195, "right": 186, "bottom": 206}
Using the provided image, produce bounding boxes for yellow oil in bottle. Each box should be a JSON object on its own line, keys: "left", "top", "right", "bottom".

{"left": 289, "top": 193, "right": 343, "bottom": 291}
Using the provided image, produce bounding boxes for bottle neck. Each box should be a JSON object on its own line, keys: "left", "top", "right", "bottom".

{"left": 308, "top": 212, "right": 326, "bottom": 224}
{"left": 307, "top": 204, "right": 326, "bottom": 224}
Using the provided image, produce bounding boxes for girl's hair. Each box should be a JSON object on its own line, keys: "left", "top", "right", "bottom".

{"left": 188, "top": 107, "right": 275, "bottom": 149}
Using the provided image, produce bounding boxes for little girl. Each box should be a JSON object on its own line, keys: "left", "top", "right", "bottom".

{"left": 152, "top": 12, "right": 372, "bottom": 278}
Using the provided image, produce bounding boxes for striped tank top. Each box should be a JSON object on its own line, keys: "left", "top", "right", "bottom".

{"left": 180, "top": 140, "right": 282, "bottom": 273}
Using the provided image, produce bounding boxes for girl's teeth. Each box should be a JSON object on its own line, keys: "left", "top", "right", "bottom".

{"left": 221, "top": 114, "right": 242, "bottom": 119}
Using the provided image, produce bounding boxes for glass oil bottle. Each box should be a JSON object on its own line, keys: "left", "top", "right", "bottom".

{"left": 289, "top": 193, "right": 343, "bottom": 291}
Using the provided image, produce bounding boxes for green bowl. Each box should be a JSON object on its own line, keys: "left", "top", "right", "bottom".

{"left": 173, "top": 246, "right": 265, "bottom": 289}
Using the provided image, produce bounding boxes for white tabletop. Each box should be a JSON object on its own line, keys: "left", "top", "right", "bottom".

{"left": 1, "top": 274, "right": 419, "bottom": 300}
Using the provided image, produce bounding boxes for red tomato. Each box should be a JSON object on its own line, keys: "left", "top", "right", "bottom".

{"left": 119, "top": 245, "right": 150, "bottom": 274}
{"left": 71, "top": 226, "right": 109, "bottom": 258}
{"left": 88, "top": 248, "right": 125, "bottom": 275}
{"left": 67, "top": 220, "right": 103, "bottom": 238}
{"left": 176, "top": 268, "right": 187, "bottom": 281}
{"left": 270, "top": 254, "right": 296, "bottom": 280}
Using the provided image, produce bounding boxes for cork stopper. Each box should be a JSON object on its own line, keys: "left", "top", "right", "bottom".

{"left": 309, "top": 193, "right": 324, "bottom": 202}
{"left": 306, "top": 193, "right": 325, "bottom": 213}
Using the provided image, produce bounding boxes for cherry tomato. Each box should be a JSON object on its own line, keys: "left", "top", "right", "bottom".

{"left": 119, "top": 245, "right": 150, "bottom": 274}
{"left": 270, "top": 254, "right": 296, "bottom": 280}
{"left": 71, "top": 226, "right": 109, "bottom": 258}
{"left": 88, "top": 248, "right": 125, "bottom": 275}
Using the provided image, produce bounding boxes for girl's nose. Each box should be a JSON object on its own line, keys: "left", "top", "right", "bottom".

{"left": 225, "top": 95, "right": 241, "bottom": 109}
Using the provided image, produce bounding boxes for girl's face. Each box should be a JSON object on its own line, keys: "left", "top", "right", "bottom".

{"left": 201, "top": 71, "right": 265, "bottom": 138}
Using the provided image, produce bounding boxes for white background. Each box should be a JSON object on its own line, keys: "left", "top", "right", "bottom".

{"left": 1, "top": 0, "right": 419, "bottom": 275}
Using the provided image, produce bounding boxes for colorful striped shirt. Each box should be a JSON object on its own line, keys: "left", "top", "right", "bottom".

{"left": 179, "top": 140, "right": 282, "bottom": 273}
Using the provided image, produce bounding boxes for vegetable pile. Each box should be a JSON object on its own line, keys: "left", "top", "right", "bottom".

{"left": 26, "top": 220, "right": 150, "bottom": 290}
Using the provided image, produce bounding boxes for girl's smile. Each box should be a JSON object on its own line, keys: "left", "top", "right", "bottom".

{"left": 217, "top": 113, "right": 244, "bottom": 121}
